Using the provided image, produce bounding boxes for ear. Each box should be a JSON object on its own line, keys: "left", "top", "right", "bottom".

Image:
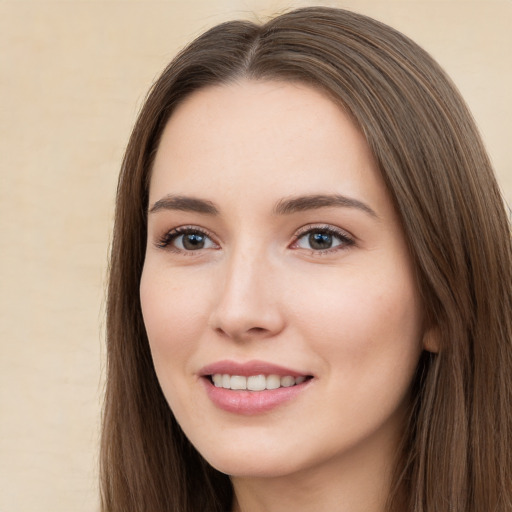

{"left": 422, "top": 325, "right": 440, "bottom": 354}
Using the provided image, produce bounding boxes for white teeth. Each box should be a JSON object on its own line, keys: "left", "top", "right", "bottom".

{"left": 230, "top": 375, "right": 247, "bottom": 390}
{"left": 247, "top": 375, "right": 266, "bottom": 391}
{"left": 280, "top": 375, "right": 295, "bottom": 387}
{"left": 266, "top": 374, "right": 281, "bottom": 390}
{"left": 211, "top": 373, "right": 308, "bottom": 390}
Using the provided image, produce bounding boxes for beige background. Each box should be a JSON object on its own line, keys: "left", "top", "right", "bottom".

{"left": 0, "top": 1, "right": 510, "bottom": 511}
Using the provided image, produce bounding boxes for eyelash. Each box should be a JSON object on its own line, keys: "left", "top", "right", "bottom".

{"left": 291, "top": 225, "right": 355, "bottom": 254}
{"left": 155, "top": 224, "right": 355, "bottom": 255}
{"left": 155, "top": 226, "right": 218, "bottom": 253}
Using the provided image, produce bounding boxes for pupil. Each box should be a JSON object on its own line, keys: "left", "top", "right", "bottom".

{"left": 309, "top": 232, "right": 332, "bottom": 250}
{"left": 183, "top": 233, "right": 205, "bottom": 250}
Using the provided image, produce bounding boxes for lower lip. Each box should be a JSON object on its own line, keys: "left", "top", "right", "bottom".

{"left": 202, "top": 377, "right": 312, "bottom": 415}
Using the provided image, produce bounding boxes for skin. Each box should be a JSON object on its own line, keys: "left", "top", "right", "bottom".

{"left": 140, "top": 80, "right": 427, "bottom": 512}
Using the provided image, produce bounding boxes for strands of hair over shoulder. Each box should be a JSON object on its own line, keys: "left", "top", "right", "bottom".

{"left": 101, "top": 7, "right": 512, "bottom": 512}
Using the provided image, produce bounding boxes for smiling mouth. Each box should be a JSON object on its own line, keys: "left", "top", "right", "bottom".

{"left": 208, "top": 374, "right": 313, "bottom": 391}
{"left": 201, "top": 363, "right": 314, "bottom": 414}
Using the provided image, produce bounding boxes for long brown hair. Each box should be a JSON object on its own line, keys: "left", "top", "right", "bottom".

{"left": 101, "top": 7, "right": 512, "bottom": 511}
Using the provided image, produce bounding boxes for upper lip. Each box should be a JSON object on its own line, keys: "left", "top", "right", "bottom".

{"left": 199, "top": 359, "right": 311, "bottom": 378}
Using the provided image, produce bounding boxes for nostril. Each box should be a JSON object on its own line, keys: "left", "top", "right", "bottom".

{"left": 248, "top": 327, "right": 267, "bottom": 334}
{"left": 214, "top": 325, "right": 270, "bottom": 340}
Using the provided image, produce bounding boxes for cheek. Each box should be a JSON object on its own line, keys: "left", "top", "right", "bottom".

{"left": 139, "top": 266, "right": 210, "bottom": 372}
{"left": 294, "top": 271, "right": 423, "bottom": 443}
{"left": 289, "top": 263, "right": 423, "bottom": 381}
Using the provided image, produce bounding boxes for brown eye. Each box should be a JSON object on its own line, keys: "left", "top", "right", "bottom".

{"left": 157, "top": 228, "right": 217, "bottom": 251}
{"left": 294, "top": 227, "right": 354, "bottom": 252}
{"left": 180, "top": 233, "right": 207, "bottom": 250}
{"left": 308, "top": 232, "right": 333, "bottom": 250}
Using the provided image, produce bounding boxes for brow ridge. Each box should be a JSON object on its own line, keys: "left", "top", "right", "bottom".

{"left": 149, "top": 193, "right": 377, "bottom": 218}
{"left": 273, "top": 194, "right": 377, "bottom": 217}
{"left": 149, "top": 195, "right": 219, "bottom": 215}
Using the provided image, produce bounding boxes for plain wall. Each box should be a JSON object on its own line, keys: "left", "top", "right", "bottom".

{"left": 1, "top": 1, "right": 510, "bottom": 511}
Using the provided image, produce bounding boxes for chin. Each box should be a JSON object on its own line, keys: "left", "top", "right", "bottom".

{"left": 198, "top": 443, "right": 306, "bottom": 478}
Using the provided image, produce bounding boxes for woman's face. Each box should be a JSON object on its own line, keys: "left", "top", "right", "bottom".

{"left": 141, "top": 80, "right": 425, "bottom": 480}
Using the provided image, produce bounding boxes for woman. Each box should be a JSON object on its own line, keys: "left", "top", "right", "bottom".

{"left": 101, "top": 7, "right": 512, "bottom": 512}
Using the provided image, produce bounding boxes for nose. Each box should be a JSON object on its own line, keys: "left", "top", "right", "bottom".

{"left": 209, "top": 246, "right": 286, "bottom": 342}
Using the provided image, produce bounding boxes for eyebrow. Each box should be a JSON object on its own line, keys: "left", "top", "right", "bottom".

{"left": 148, "top": 193, "right": 377, "bottom": 218}
{"left": 149, "top": 195, "right": 219, "bottom": 215}
{"left": 273, "top": 194, "right": 378, "bottom": 218}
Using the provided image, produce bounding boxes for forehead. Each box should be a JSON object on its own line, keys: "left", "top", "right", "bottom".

{"left": 150, "top": 80, "right": 390, "bottom": 216}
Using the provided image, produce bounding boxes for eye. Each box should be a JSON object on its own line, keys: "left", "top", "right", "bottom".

{"left": 156, "top": 227, "right": 218, "bottom": 252}
{"left": 292, "top": 226, "right": 354, "bottom": 253}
